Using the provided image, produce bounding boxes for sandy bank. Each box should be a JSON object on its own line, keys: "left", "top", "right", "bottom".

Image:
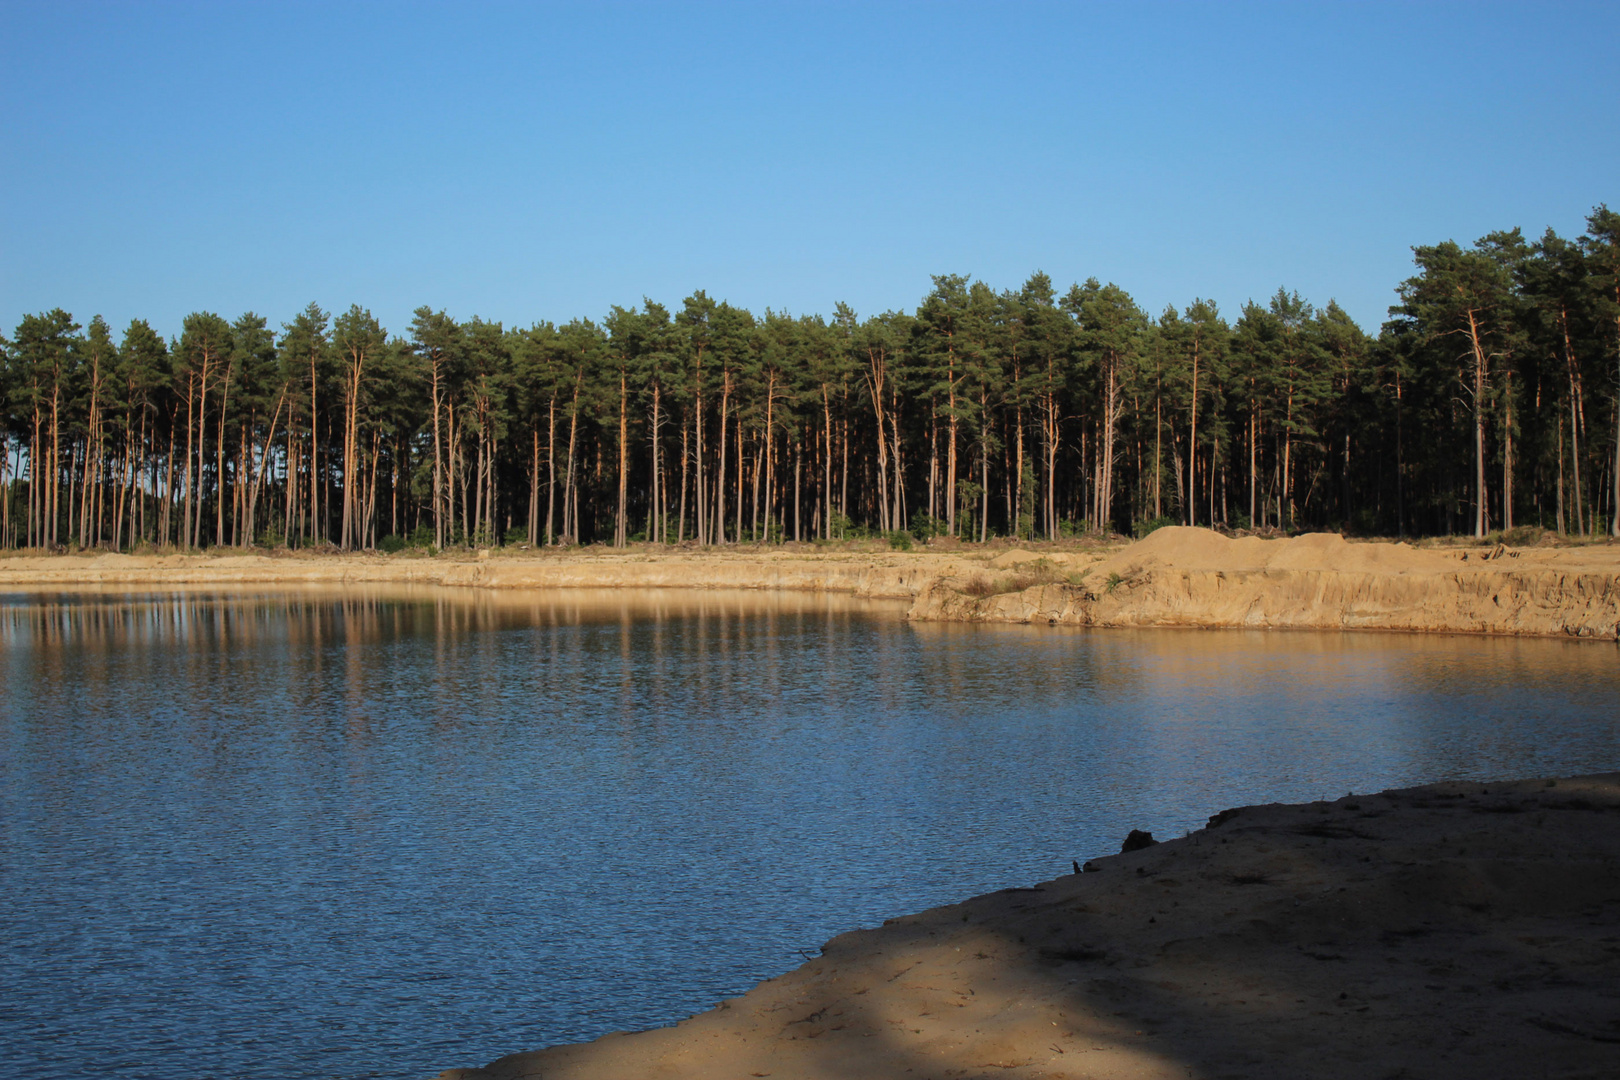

{"left": 909, "top": 527, "right": 1620, "bottom": 639}
{"left": 5, "top": 528, "right": 1618, "bottom": 638}
{"left": 0, "top": 547, "right": 980, "bottom": 600}
{"left": 436, "top": 773, "right": 1620, "bottom": 1080}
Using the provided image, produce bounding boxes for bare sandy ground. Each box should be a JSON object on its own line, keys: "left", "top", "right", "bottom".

{"left": 910, "top": 528, "right": 1620, "bottom": 639}
{"left": 0, "top": 545, "right": 977, "bottom": 599}
{"left": 4, "top": 528, "right": 1617, "bottom": 637}
{"left": 435, "top": 773, "right": 1620, "bottom": 1080}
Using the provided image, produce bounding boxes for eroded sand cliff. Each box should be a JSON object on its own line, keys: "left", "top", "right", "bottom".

{"left": 0, "top": 547, "right": 973, "bottom": 598}
{"left": 436, "top": 773, "right": 1620, "bottom": 1080}
{"left": 908, "top": 528, "right": 1620, "bottom": 639}
{"left": 3, "top": 528, "right": 1617, "bottom": 638}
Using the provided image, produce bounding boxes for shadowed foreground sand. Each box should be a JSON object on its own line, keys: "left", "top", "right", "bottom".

{"left": 435, "top": 774, "right": 1620, "bottom": 1080}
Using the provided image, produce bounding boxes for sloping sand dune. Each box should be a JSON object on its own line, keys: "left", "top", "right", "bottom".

{"left": 435, "top": 773, "right": 1620, "bottom": 1080}
{"left": 910, "top": 528, "right": 1620, "bottom": 638}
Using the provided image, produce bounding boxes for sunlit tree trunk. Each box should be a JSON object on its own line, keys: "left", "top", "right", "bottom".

{"left": 1464, "top": 306, "right": 1489, "bottom": 537}
{"left": 215, "top": 358, "right": 233, "bottom": 546}
{"left": 1187, "top": 338, "right": 1200, "bottom": 527}
{"left": 615, "top": 367, "right": 627, "bottom": 547}
{"left": 546, "top": 394, "right": 557, "bottom": 545}
{"left": 715, "top": 369, "right": 730, "bottom": 544}
{"left": 1561, "top": 307, "right": 1586, "bottom": 535}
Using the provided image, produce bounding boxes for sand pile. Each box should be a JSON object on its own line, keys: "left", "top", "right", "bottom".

{"left": 1116, "top": 526, "right": 1456, "bottom": 575}
{"left": 910, "top": 528, "right": 1620, "bottom": 638}
{"left": 435, "top": 773, "right": 1620, "bottom": 1080}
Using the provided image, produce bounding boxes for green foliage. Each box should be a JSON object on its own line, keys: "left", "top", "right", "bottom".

{"left": 1498, "top": 525, "right": 1545, "bottom": 546}
{"left": 7, "top": 205, "right": 1620, "bottom": 553}
{"left": 886, "top": 530, "right": 913, "bottom": 551}
{"left": 827, "top": 510, "right": 869, "bottom": 540}
{"left": 909, "top": 513, "right": 945, "bottom": 540}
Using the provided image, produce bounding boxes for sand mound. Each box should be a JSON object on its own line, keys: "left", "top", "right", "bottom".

{"left": 1127, "top": 524, "right": 1236, "bottom": 565}
{"left": 989, "top": 549, "right": 1049, "bottom": 568}
{"left": 1116, "top": 527, "right": 1454, "bottom": 575}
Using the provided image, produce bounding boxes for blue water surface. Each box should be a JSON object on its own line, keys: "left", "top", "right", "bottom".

{"left": 3, "top": 586, "right": 1617, "bottom": 1080}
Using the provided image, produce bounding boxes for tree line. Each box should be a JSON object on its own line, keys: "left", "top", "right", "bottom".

{"left": 4, "top": 206, "right": 1618, "bottom": 552}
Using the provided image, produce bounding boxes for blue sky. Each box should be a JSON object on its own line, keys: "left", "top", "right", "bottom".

{"left": 2, "top": 1, "right": 1615, "bottom": 341}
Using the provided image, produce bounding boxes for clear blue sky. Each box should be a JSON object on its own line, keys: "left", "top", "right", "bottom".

{"left": 2, "top": 1, "right": 1615, "bottom": 342}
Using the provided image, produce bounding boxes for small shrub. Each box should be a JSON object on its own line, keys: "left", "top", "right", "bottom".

{"left": 887, "top": 530, "right": 913, "bottom": 551}
{"left": 379, "top": 533, "right": 407, "bottom": 554}
{"left": 1104, "top": 571, "right": 1125, "bottom": 594}
{"left": 1500, "top": 525, "right": 1543, "bottom": 547}
{"left": 958, "top": 574, "right": 995, "bottom": 597}
{"left": 829, "top": 511, "right": 869, "bottom": 540}
{"left": 1007, "top": 558, "right": 1068, "bottom": 588}
{"left": 956, "top": 558, "right": 1069, "bottom": 597}
{"left": 909, "top": 513, "right": 945, "bottom": 541}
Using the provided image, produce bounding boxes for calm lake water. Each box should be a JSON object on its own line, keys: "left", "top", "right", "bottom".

{"left": 3, "top": 586, "right": 1619, "bottom": 1080}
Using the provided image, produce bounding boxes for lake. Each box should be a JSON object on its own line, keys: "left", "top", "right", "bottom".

{"left": 3, "top": 587, "right": 1618, "bottom": 1080}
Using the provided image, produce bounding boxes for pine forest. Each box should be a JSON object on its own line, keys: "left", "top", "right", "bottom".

{"left": 4, "top": 207, "right": 1619, "bottom": 553}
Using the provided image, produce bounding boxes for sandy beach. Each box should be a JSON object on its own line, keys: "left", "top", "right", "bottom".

{"left": 435, "top": 773, "right": 1620, "bottom": 1080}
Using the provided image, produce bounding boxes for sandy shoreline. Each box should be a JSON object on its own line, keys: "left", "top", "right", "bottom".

{"left": 909, "top": 528, "right": 1620, "bottom": 640}
{"left": 0, "top": 545, "right": 976, "bottom": 600}
{"left": 436, "top": 773, "right": 1620, "bottom": 1080}
{"left": 2, "top": 527, "right": 1617, "bottom": 639}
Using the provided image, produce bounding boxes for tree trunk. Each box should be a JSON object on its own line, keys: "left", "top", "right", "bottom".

{"left": 546, "top": 395, "right": 557, "bottom": 545}
{"left": 308, "top": 351, "right": 320, "bottom": 546}
{"left": 1465, "top": 307, "right": 1489, "bottom": 537}
{"left": 616, "top": 368, "right": 628, "bottom": 547}
{"left": 694, "top": 352, "right": 706, "bottom": 546}
{"left": 1502, "top": 372, "right": 1514, "bottom": 531}
{"left": 246, "top": 391, "right": 285, "bottom": 546}
{"left": 430, "top": 355, "right": 445, "bottom": 549}
{"left": 181, "top": 372, "right": 196, "bottom": 549}
{"left": 1188, "top": 340, "right": 1199, "bottom": 527}
{"left": 649, "top": 382, "right": 662, "bottom": 543}
{"left": 866, "top": 347, "right": 888, "bottom": 533}
{"left": 215, "top": 359, "right": 232, "bottom": 546}
{"left": 715, "top": 371, "right": 730, "bottom": 544}
{"left": 823, "top": 386, "right": 834, "bottom": 538}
